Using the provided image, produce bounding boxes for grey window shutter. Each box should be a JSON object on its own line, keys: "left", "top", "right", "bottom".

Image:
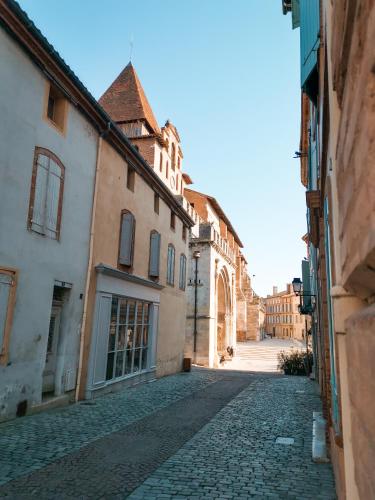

{"left": 45, "top": 163, "right": 61, "bottom": 238}
{"left": 0, "top": 273, "right": 12, "bottom": 350}
{"left": 32, "top": 155, "right": 49, "bottom": 233}
{"left": 149, "top": 232, "right": 160, "bottom": 277}
{"left": 119, "top": 212, "right": 135, "bottom": 266}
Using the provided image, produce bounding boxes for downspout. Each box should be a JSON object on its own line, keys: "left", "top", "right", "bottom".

{"left": 193, "top": 255, "right": 198, "bottom": 353}
{"left": 75, "top": 122, "right": 111, "bottom": 401}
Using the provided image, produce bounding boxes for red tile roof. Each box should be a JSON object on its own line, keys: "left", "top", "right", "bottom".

{"left": 99, "top": 62, "right": 160, "bottom": 134}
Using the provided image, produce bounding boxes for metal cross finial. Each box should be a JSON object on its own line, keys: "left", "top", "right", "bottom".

{"left": 129, "top": 35, "right": 134, "bottom": 62}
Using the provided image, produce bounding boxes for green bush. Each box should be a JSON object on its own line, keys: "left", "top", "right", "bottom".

{"left": 277, "top": 349, "right": 313, "bottom": 376}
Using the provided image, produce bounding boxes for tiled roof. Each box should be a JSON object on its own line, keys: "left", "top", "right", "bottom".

{"left": 99, "top": 62, "right": 160, "bottom": 134}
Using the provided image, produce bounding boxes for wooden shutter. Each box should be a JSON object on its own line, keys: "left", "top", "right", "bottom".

{"left": 45, "top": 160, "right": 61, "bottom": 238}
{"left": 31, "top": 155, "right": 48, "bottom": 233}
{"left": 0, "top": 273, "right": 12, "bottom": 351}
{"left": 119, "top": 212, "right": 135, "bottom": 266}
{"left": 149, "top": 232, "right": 160, "bottom": 277}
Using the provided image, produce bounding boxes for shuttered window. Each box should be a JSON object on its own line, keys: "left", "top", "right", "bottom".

{"left": 119, "top": 211, "right": 135, "bottom": 267}
{"left": 166, "top": 244, "right": 175, "bottom": 285}
{"left": 149, "top": 231, "right": 161, "bottom": 278}
{"left": 179, "top": 254, "right": 187, "bottom": 290}
{"left": 28, "top": 148, "right": 64, "bottom": 240}
{"left": 0, "top": 269, "right": 17, "bottom": 365}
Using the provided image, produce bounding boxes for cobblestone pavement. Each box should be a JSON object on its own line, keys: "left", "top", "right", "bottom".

{"left": 129, "top": 375, "right": 336, "bottom": 500}
{"left": 0, "top": 369, "right": 336, "bottom": 499}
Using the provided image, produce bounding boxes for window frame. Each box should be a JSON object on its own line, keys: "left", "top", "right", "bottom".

{"left": 28, "top": 147, "right": 65, "bottom": 241}
{"left": 166, "top": 244, "right": 175, "bottom": 286}
{"left": 127, "top": 165, "right": 136, "bottom": 192}
{"left": 179, "top": 253, "right": 187, "bottom": 291}
{"left": 118, "top": 209, "right": 136, "bottom": 269}
{"left": 149, "top": 230, "right": 161, "bottom": 280}
{"left": 0, "top": 267, "right": 17, "bottom": 366}
{"left": 43, "top": 81, "right": 68, "bottom": 135}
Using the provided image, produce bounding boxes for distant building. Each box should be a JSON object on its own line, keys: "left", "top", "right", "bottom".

{"left": 264, "top": 285, "right": 305, "bottom": 340}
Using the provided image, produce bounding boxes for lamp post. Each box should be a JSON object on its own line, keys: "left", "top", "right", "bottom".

{"left": 292, "top": 277, "right": 316, "bottom": 374}
{"left": 193, "top": 250, "right": 201, "bottom": 354}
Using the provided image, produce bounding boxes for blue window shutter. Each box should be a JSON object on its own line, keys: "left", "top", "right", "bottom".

{"left": 119, "top": 212, "right": 135, "bottom": 266}
{"left": 179, "top": 254, "right": 186, "bottom": 290}
{"left": 299, "top": 0, "right": 319, "bottom": 87}
{"left": 149, "top": 232, "right": 160, "bottom": 277}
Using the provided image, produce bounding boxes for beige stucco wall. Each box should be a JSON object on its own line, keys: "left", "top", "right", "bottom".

{"left": 80, "top": 139, "right": 189, "bottom": 393}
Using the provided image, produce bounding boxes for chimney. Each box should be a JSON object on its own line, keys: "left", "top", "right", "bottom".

{"left": 273, "top": 286, "right": 278, "bottom": 296}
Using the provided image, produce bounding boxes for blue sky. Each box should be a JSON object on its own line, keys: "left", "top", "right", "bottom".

{"left": 19, "top": 0, "right": 306, "bottom": 297}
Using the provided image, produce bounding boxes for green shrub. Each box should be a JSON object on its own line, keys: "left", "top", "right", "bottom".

{"left": 277, "top": 349, "right": 313, "bottom": 375}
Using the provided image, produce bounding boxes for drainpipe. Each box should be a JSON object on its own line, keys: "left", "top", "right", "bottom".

{"left": 193, "top": 250, "right": 201, "bottom": 353}
{"left": 75, "top": 122, "right": 110, "bottom": 401}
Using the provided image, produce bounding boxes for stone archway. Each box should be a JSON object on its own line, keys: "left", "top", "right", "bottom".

{"left": 216, "top": 267, "right": 231, "bottom": 357}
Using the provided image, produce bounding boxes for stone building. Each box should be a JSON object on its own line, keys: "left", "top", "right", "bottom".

{"left": 236, "top": 254, "right": 265, "bottom": 342}
{"left": 284, "top": 1, "right": 375, "bottom": 498}
{"left": 182, "top": 189, "right": 242, "bottom": 367}
{"left": 264, "top": 285, "right": 305, "bottom": 340}
{"left": 0, "top": 1, "right": 98, "bottom": 420}
{"left": 0, "top": 1, "right": 193, "bottom": 420}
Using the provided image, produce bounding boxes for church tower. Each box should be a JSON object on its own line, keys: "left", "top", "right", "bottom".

{"left": 99, "top": 62, "right": 192, "bottom": 196}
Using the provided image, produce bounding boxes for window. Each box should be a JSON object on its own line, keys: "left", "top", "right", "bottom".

{"left": 177, "top": 157, "right": 181, "bottom": 169}
{"left": 119, "top": 210, "right": 135, "bottom": 267}
{"left": 127, "top": 165, "right": 135, "bottom": 192}
{"left": 106, "top": 297, "right": 151, "bottom": 381}
{"left": 154, "top": 193, "right": 159, "bottom": 214}
{"left": 171, "top": 143, "right": 176, "bottom": 170}
{"left": 176, "top": 175, "right": 179, "bottom": 192}
{"left": 182, "top": 225, "right": 187, "bottom": 241}
{"left": 179, "top": 254, "right": 187, "bottom": 290}
{"left": 0, "top": 268, "right": 17, "bottom": 365}
{"left": 149, "top": 231, "right": 161, "bottom": 279}
{"left": 45, "top": 82, "right": 67, "bottom": 133}
{"left": 167, "top": 244, "right": 175, "bottom": 285}
{"left": 28, "top": 148, "right": 65, "bottom": 240}
{"left": 159, "top": 152, "right": 163, "bottom": 172}
{"left": 166, "top": 161, "right": 169, "bottom": 179}
{"left": 170, "top": 211, "right": 176, "bottom": 230}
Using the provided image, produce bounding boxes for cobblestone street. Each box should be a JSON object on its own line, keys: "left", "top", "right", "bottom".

{"left": 0, "top": 367, "right": 336, "bottom": 499}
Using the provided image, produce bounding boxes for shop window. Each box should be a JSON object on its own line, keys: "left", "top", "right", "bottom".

{"left": 106, "top": 297, "right": 151, "bottom": 381}
{"left": 149, "top": 231, "right": 161, "bottom": 279}
{"left": 119, "top": 210, "right": 135, "bottom": 267}
{"left": 28, "top": 147, "right": 65, "bottom": 240}
{"left": 167, "top": 244, "right": 175, "bottom": 286}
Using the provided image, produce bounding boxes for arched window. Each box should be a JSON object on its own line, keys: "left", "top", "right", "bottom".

{"left": 28, "top": 147, "right": 65, "bottom": 240}
{"left": 159, "top": 152, "right": 163, "bottom": 172}
{"left": 149, "top": 230, "right": 161, "bottom": 278}
{"left": 119, "top": 210, "right": 135, "bottom": 267}
{"left": 179, "top": 254, "right": 187, "bottom": 290}
{"left": 166, "top": 244, "right": 175, "bottom": 285}
{"left": 171, "top": 143, "right": 176, "bottom": 170}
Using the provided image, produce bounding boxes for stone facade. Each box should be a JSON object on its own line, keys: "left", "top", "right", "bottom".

{"left": 264, "top": 285, "right": 305, "bottom": 340}
{"left": 284, "top": 1, "right": 375, "bottom": 497}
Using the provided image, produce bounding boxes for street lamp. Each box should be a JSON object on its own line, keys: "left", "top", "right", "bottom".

{"left": 292, "top": 276, "right": 316, "bottom": 375}
{"left": 193, "top": 250, "right": 201, "bottom": 354}
{"left": 292, "top": 277, "right": 303, "bottom": 295}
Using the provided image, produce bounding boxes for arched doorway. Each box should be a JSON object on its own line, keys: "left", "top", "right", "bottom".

{"left": 216, "top": 267, "right": 231, "bottom": 357}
